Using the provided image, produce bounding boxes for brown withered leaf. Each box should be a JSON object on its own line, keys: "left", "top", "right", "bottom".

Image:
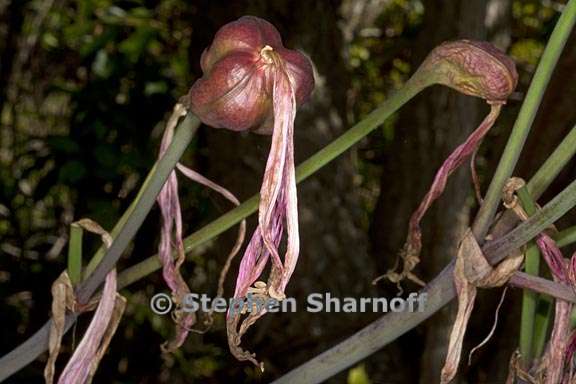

{"left": 44, "top": 272, "right": 76, "bottom": 384}
{"left": 441, "top": 229, "right": 523, "bottom": 383}
{"left": 44, "top": 218, "right": 125, "bottom": 384}
{"left": 74, "top": 218, "right": 113, "bottom": 248}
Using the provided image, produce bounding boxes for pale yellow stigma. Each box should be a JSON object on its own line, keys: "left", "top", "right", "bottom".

{"left": 260, "top": 45, "right": 275, "bottom": 64}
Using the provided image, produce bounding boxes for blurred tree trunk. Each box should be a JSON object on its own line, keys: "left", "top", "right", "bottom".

{"left": 369, "top": 0, "right": 511, "bottom": 382}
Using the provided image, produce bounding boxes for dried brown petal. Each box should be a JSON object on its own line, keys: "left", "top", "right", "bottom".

{"left": 441, "top": 229, "right": 522, "bottom": 383}
{"left": 44, "top": 272, "right": 75, "bottom": 384}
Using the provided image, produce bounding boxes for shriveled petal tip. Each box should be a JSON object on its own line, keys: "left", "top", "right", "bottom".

{"left": 424, "top": 40, "right": 518, "bottom": 103}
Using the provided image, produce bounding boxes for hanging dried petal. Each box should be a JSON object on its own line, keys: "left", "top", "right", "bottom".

{"left": 441, "top": 229, "right": 522, "bottom": 383}
{"left": 155, "top": 103, "right": 246, "bottom": 350}
{"left": 45, "top": 272, "right": 76, "bottom": 384}
{"left": 380, "top": 40, "right": 517, "bottom": 286}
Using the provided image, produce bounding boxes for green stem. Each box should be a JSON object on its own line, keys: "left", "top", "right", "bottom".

{"left": 517, "top": 186, "right": 541, "bottom": 365}
{"left": 557, "top": 222, "right": 576, "bottom": 247}
{"left": 472, "top": 1, "right": 576, "bottom": 239}
{"left": 67, "top": 223, "right": 83, "bottom": 285}
{"left": 533, "top": 295, "right": 553, "bottom": 359}
{"left": 527, "top": 124, "right": 576, "bottom": 198}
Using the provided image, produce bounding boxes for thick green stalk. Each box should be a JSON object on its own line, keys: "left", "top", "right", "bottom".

{"left": 533, "top": 295, "right": 553, "bottom": 359}
{"left": 517, "top": 186, "right": 541, "bottom": 364}
{"left": 473, "top": 1, "right": 576, "bottom": 239}
{"left": 557, "top": 222, "right": 576, "bottom": 247}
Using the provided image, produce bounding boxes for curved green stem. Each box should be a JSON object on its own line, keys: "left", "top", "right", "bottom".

{"left": 527, "top": 124, "right": 576, "bottom": 198}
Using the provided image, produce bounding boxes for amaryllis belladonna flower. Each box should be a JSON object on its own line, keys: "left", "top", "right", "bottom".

{"left": 187, "top": 16, "right": 314, "bottom": 367}
{"left": 379, "top": 40, "right": 518, "bottom": 287}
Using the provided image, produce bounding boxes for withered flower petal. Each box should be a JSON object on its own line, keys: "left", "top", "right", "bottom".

{"left": 382, "top": 40, "right": 517, "bottom": 286}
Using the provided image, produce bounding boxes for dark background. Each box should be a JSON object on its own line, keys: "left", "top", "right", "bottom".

{"left": 1, "top": 0, "right": 575, "bottom": 383}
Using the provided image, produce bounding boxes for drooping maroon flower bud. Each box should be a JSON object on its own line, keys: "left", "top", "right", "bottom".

{"left": 418, "top": 40, "right": 518, "bottom": 103}
{"left": 378, "top": 40, "right": 518, "bottom": 287}
{"left": 188, "top": 16, "right": 314, "bottom": 133}
{"left": 187, "top": 16, "right": 314, "bottom": 368}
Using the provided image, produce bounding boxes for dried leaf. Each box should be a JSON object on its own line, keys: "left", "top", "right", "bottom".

{"left": 441, "top": 229, "right": 522, "bottom": 383}
{"left": 73, "top": 219, "right": 112, "bottom": 248}
{"left": 45, "top": 218, "right": 126, "bottom": 384}
{"left": 441, "top": 231, "right": 481, "bottom": 384}
{"left": 44, "top": 272, "right": 75, "bottom": 384}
